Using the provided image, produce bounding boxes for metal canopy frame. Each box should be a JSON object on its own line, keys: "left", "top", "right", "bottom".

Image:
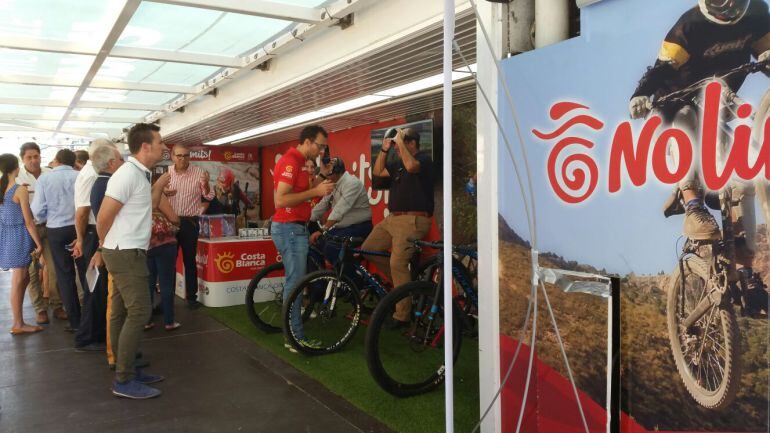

{"left": 0, "top": 0, "right": 368, "bottom": 138}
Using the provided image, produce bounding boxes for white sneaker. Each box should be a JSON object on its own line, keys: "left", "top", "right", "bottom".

{"left": 284, "top": 342, "right": 298, "bottom": 354}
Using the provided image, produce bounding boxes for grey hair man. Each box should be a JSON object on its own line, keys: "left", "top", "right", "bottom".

{"left": 72, "top": 138, "right": 117, "bottom": 351}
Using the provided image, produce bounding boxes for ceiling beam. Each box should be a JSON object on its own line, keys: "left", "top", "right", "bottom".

{"left": 0, "top": 35, "right": 241, "bottom": 67}
{"left": 0, "top": 73, "right": 195, "bottom": 94}
{"left": 0, "top": 97, "right": 161, "bottom": 111}
{"left": 56, "top": 0, "right": 144, "bottom": 133}
{"left": 145, "top": 0, "right": 322, "bottom": 23}
{"left": 109, "top": 46, "right": 242, "bottom": 67}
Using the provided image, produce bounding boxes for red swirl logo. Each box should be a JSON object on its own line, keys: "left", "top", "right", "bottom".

{"left": 533, "top": 102, "right": 604, "bottom": 204}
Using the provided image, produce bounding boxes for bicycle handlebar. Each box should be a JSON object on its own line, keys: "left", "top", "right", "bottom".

{"left": 651, "top": 60, "right": 770, "bottom": 110}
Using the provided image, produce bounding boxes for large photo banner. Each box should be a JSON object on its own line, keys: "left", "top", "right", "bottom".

{"left": 497, "top": 0, "right": 770, "bottom": 432}
{"left": 160, "top": 145, "right": 260, "bottom": 217}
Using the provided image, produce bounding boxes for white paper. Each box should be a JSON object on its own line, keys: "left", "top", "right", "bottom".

{"left": 85, "top": 266, "right": 100, "bottom": 293}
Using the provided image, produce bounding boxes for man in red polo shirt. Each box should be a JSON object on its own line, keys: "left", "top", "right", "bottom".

{"left": 272, "top": 125, "right": 334, "bottom": 351}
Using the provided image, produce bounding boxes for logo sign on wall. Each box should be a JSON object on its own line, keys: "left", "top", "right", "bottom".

{"left": 496, "top": 1, "right": 770, "bottom": 432}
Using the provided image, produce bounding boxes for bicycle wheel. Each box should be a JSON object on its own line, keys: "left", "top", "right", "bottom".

{"left": 245, "top": 263, "right": 286, "bottom": 333}
{"left": 365, "top": 280, "right": 462, "bottom": 397}
{"left": 283, "top": 270, "right": 361, "bottom": 355}
{"left": 415, "top": 256, "right": 478, "bottom": 337}
{"left": 666, "top": 255, "right": 741, "bottom": 409}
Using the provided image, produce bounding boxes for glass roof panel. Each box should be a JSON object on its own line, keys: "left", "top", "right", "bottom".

{"left": 63, "top": 120, "right": 130, "bottom": 130}
{"left": 0, "top": 105, "right": 65, "bottom": 116}
{"left": 117, "top": 2, "right": 291, "bottom": 57}
{"left": 0, "top": 49, "right": 93, "bottom": 79}
{"left": 0, "top": 83, "right": 76, "bottom": 101}
{"left": 81, "top": 88, "right": 177, "bottom": 105}
{"left": 0, "top": 0, "right": 125, "bottom": 44}
{"left": 97, "top": 58, "right": 219, "bottom": 86}
{"left": 274, "top": 0, "right": 330, "bottom": 6}
{"left": 17, "top": 120, "right": 61, "bottom": 130}
{"left": 70, "top": 108, "right": 150, "bottom": 119}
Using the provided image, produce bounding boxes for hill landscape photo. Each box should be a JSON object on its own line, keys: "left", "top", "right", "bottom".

{"left": 499, "top": 216, "right": 770, "bottom": 431}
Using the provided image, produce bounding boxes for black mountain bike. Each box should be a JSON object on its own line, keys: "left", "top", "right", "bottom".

{"left": 365, "top": 241, "right": 478, "bottom": 397}
{"left": 244, "top": 245, "right": 324, "bottom": 333}
{"left": 282, "top": 233, "right": 431, "bottom": 355}
{"left": 655, "top": 61, "right": 770, "bottom": 409}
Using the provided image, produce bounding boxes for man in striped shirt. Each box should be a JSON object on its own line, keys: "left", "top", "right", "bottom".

{"left": 164, "top": 144, "right": 214, "bottom": 309}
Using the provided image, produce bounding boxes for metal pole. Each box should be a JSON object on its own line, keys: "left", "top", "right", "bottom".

{"left": 534, "top": 0, "right": 569, "bottom": 48}
{"left": 443, "top": 0, "right": 455, "bottom": 431}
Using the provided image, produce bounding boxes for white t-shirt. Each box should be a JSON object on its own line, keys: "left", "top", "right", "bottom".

{"left": 16, "top": 165, "right": 50, "bottom": 199}
{"left": 103, "top": 156, "right": 152, "bottom": 250}
{"left": 74, "top": 160, "right": 98, "bottom": 225}
{"left": 16, "top": 164, "right": 51, "bottom": 224}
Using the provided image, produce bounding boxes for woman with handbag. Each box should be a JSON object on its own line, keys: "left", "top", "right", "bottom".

{"left": 146, "top": 189, "right": 181, "bottom": 331}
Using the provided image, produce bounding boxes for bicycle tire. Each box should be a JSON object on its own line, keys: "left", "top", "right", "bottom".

{"left": 666, "top": 254, "right": 741, "bottom": 409}
{"left": 365, "top": 280, "right": 462, "bottom": 397}
{"left": 245, "top": 252, "right": 324, "bottom": 333}
{"left": 283, "top": 270, "right": 362, "bottom": 355}
{"left": 245, "top": 263, "right": 286, "bottom": 333}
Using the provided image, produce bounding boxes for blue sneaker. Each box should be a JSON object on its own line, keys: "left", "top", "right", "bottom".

{"left": 112, "top": 380, "right": 162, "bottom": 399}
{"left": 135, "top": 369, "right": 165, "bottom": 385}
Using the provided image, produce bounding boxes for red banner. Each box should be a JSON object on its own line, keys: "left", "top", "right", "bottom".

{"left": 163, "top": 145, "right": 258, "bottom": 163}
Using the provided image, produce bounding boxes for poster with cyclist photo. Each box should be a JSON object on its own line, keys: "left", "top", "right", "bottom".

{"left": 496, "top": 0, "right": 770, "bottom": 432}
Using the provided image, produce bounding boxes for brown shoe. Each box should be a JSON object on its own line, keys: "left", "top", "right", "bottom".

{"left": 36, "top": 310, "right": 50, "bottom": 325}
{"left": 53, "top": 308, "right": 68, "bottom": 321}
{"left": 684, "top": 205, "right": 721, "bottom": 241}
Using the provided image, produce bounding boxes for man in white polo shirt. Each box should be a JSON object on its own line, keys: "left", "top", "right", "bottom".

{"left": 96, "top": 123, "right": 168, "bottom": 399}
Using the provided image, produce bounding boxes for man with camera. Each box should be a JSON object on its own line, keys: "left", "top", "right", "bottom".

{"left": 361, "top": 127, "right": 433, "bottom": 328}
{"left": 309, "top": 157, "right": 372, "bottom": 264}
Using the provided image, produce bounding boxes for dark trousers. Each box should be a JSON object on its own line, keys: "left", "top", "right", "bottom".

{"left": 320, "top": 221, "right": 374, "bottom": 266}
{"left": 47, "top": 225, "right": 81, "bottom": 329}
{"left": 148, "top": 243, "right": 178, "bottom": 325}
{"left": 75, "top": 227, "right": 107, "bottom": 346}
{"left": 176, "top": 217, "right": 199, "bottom": 302}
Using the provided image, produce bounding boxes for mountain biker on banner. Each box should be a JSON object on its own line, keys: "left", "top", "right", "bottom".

{"left": 629, "top": 0, "right": 770, "bottom": 314}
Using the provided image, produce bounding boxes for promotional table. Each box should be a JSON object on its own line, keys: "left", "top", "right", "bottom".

{"left": 175, "top": 237, "right": 283, "bottom": 307}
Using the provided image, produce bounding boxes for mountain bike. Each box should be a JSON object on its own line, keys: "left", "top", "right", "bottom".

{"left": 656, "top": 60, "right": 770, "bottom": 409}
{"left": 364, "top": 241, "right": 478, "bottom": 397}
{"left": 244, "top": 245, "right": 324, "bottom": 333}
{"left": 282, "top": 233, "right": 430, "bottom": 355}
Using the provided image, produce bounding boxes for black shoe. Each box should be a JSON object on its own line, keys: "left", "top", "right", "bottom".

{"left": 384, "top": 317, "right": 410, "bottom": 330}
{"left": 187, "top": 300, "right": 202, "bottom": 310}
{"left": 75, "top": 343, "right": 106, "bottom": 353}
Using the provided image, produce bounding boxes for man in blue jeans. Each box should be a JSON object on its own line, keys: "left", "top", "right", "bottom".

{"left": 272, "top": 125, "right": 334, "bottom": 352}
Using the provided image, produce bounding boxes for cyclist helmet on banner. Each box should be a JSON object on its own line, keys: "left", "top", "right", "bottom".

{"left": 699, "top": 0, "right": 750, "bottom": 24}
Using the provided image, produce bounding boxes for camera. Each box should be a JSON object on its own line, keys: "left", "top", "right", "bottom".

{"left": 383, "top": 128, "right": 398, "bottom": 143}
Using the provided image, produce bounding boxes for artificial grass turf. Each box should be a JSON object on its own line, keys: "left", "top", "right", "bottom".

{"left": 205, "top": 304, "right": 480, "bottom": 433}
